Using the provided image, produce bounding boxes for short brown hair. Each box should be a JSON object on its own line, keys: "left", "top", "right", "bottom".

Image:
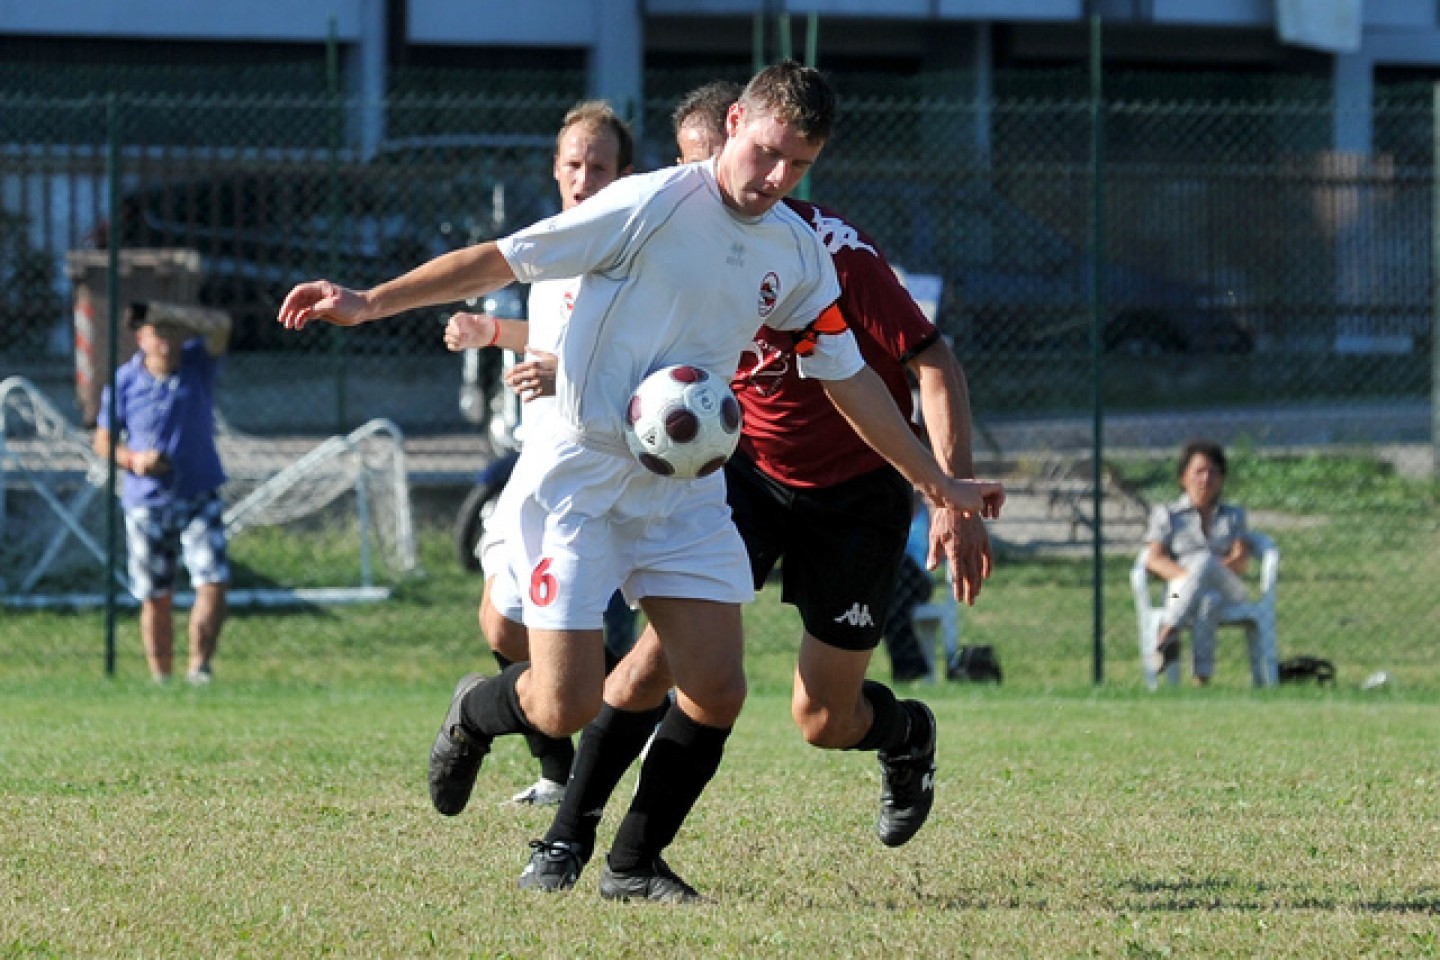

{"left": 738, "top": 60, "right": 835, "bottom": 143}
{"left": 672, "top": 80, "right": 742, "bottom": 141}
{"left": 1178, "top": 440, "right": 1228, "bottom": 479}
{"left": 557, "top": 100, "right": 634, "bottom": 172}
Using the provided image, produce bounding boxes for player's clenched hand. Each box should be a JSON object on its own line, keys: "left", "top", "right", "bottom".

{"left": 504, "top": 351, "right": 557, "bottom": 402}
{"left": 444, "top": 311, "right": 499, "bottom": 352}
{"left": 929, "top": 507, "right": 992, "bottom": 606}
{"left": 276, "top": 281, "right": 369, "bottom": 331}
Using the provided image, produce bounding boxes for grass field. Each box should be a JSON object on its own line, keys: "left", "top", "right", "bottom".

{"left": 3, "top": 453, "right": 1438, "bottom": 957}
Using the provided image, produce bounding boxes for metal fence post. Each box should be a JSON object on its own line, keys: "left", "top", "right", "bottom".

{"left": 103, "top": 92, "right": 121, "bottom": 679}
{"left": 1089, "top": 14, "right": 1106, "bottom": 685}
{"left": 327, "top": 17, "right": 349, "bottom": 432}
{"left": 1432, "top": 83, "right": 1440, "bottom": 477}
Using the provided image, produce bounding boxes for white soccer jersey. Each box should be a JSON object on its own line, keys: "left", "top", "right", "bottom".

{"left": 498, "top": 158, "right": 852, "bottom": 455}
{"left": 490, "top": 159, "right": 853, "bottom": 629}
{"left": 516, "top": 276, "right": 577, "bottom": 431}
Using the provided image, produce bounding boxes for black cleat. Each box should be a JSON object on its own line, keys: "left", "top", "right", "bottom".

{"left": 876, "top": 701, "right": 937, "bottom": 847}
{"left": 427, "top": 673, "right": 491, "bottom": 816}
{"left": 517, "top": 839, "right": 590, "bottom": 893}
{"left": 598, "top": 857, "right": 706, "bottom": 904}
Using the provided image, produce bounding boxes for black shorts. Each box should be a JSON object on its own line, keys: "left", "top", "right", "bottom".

{"left": 725, "top": 453, "right": 912, "bottom": 651}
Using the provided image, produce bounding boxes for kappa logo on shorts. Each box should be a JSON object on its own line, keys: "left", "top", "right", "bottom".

{"left": 833, "top": 602, "right": 875, "bottom": 628}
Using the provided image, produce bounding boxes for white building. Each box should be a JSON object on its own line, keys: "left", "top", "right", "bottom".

{"left": 5, "top": 1, "right": 1440, "bottom": 155}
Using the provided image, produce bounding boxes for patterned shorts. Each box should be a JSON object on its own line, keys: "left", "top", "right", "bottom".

{"left": 124, "top": 491, "right": 230, "bottom": 600}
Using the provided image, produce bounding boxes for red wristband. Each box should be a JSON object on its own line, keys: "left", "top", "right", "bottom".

{"left": 486, "top": 318, "right": 501, "bottom": 348}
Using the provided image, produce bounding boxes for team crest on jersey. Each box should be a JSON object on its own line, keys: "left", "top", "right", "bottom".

{"left": 562, "top": 290, "right": 575, "bottom": 313}
{"left": 735, "top": 340, "right": 790, "bottom": 397}
{"left": 758, "top": 272, "right": 780, "bottom": 318}
{"left": 808, "top": 207, "right": 877, "bottom": 256}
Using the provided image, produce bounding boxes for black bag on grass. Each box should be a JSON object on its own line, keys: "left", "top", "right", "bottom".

{"left": 947, "top": 645, "right": 1003, "bottom": 684}
{"left": 1277, "top": 656, "right": 1336, "bottom": 685}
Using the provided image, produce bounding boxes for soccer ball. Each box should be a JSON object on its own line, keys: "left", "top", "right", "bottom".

{"left": 625, "top": 365, "right": 743, "bottom": 479}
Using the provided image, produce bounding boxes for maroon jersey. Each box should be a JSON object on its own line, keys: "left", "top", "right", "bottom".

{"left": 732, "top": 199, "right": 940, "bottom": 489}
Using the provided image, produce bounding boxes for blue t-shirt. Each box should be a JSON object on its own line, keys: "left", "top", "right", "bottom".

{"left": 98, "top": 339, "right": 226, "bottom": 509}
{"left": 906, "top": 502, "right": 930, "bottom": 568}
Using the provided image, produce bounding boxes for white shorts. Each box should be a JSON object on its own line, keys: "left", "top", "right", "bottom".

{"left": 492, "top": 430, "right": 753, "bottom": 631}
{"left": 479, "top": 479, "right": 527, "bottom": 624}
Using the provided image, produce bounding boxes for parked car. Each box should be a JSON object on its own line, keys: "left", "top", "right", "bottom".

{"left": 818, "top": 174, "right": 1254, "bottom": 355}
{"left": 96, "top": 138, "right": 555, "bottom": 351}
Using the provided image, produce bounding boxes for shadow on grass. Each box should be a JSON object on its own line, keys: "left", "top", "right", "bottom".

{"left": 1120, "top": 876, "right": 1440, "bottom": 914}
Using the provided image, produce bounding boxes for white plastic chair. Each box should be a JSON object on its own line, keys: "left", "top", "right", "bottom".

{"left": 1131, "top": 531, "right": 1280, "bottom": 690}
{"left": 912, "top": 564, "right": 960, "bottom": 681}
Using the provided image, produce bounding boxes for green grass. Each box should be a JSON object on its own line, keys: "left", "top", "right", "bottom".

{"left": 2, "top": 679, "right": 1436, "bottom": 957}
{"left": 2, "top": 452, "right": 1438, "bottom": 957}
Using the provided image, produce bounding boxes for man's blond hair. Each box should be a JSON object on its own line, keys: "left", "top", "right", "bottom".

{"left": 557, "top": 100, "right": 635, "bottom": 171}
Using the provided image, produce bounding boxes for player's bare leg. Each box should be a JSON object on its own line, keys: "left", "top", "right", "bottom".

{"left": 792, "top": 636, "right": 873, "bottom": 748}
{"left": 516, "top": 627, "right": 608, "bottom": 736}
{"left": 428, "top": 627, "right": 606, "bottom": 817}
{"left": 598, "top": 598, "right": 744, "bottom": 903}
{"left": 480, "top": 577, "right": 529, "bottom": 663}
{"left": 603, "top": 624, "right": 674, "bottom": 710}
{"left": 520, "top": 626, "right": 674, "bottom": 893}
{"left": 479, "top": 579, "right": 574, "bottom": 805}
{"left": 794, "top": 632, "right": 937, "bottom": 848}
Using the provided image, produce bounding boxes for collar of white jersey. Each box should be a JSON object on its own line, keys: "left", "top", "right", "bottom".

{"left": 706, "top": 156, "right": 770, "bottom": 226}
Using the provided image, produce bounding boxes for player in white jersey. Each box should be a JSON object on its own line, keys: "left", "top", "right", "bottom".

{"left": 277, "top": 61, "right": 1005, "bottom": 902}
{"left": 518, "top": 80, "right": 995, "bottom": 896}
{"left": 446, "top": 102, "right": 634, "bottom": 808}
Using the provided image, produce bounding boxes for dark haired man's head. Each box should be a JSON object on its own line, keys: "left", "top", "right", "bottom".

{"left": 738, "top": 59, "right": 835, "bottom": 145}
{"left": 673, "top": 80, "right": 742, "bottom": 164}
{"left": 714, "top": 61, "right": 836, "bottom": 217}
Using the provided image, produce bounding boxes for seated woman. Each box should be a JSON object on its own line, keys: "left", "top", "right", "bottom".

{"left": 1143, "top": 440, "right": 1250, "bottom": 685}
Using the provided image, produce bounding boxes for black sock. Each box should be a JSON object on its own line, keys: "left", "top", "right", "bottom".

{"left": 607, "top": 707, "right": 729, "bottom": 873}
{"left": 545, "top": 700, "right": 670, "bottom": 853}
{"left": 459, "top": 662, "right": 534, "bottom": 739}
{"left": 848, "top": 680, "right": 912, "bottom": 754}
{"left": 493, "top": 652, "right": 574, "bottom": 780}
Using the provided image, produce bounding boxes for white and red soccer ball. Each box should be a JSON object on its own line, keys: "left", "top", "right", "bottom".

{"left": 625, "top": 364, "right": 742, "bottom": 479}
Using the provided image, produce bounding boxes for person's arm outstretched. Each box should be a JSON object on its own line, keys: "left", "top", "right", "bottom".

{"left": 277, "top": 243, "right": 518, "bottom": 331}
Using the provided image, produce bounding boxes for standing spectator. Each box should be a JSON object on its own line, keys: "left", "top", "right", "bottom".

{"left": 1144, "top": 440, "right": 1250, "bottom": 685}
{"left": 94, "top": 302, "right": 232, "bottom": 684}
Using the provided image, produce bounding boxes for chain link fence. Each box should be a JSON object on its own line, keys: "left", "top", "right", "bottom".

{"left": 2, "top": 66, "right": 1437, "bottom": 688}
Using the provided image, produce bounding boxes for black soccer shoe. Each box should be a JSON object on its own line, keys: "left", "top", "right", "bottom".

{"left": 427, "top": 672, "right": 492, "bottom": 816}
{"left": 598, "top": 857, "right": 706, "bottom": 904}
{"left": 876, "top": 701, "right": 937, "bottom": 847}
{"left": 517, "top": 839, "right": 590, "bottom": 893}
